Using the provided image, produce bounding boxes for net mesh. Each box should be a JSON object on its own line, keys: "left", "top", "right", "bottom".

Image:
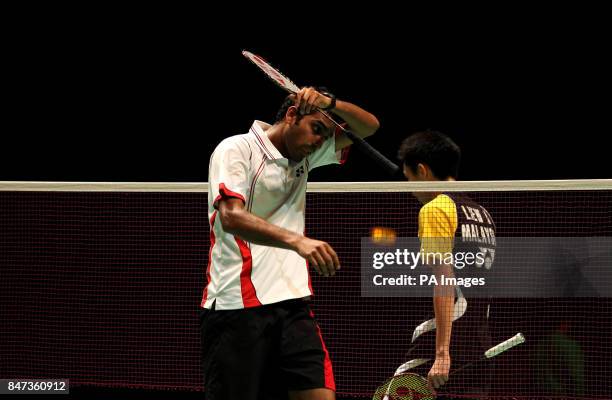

{"left": 0, "top": 182, "right": 611, "bottom": 399}
{"left": 307, "top": 189, "right": 612, "bottom": 399}
{"left": 0, "top": 191, "right": 206, "bottom": 389}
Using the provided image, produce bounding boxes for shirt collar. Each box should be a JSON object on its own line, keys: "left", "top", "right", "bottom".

{"left": 250, "top": 120, "right": 285, "bottom": 160}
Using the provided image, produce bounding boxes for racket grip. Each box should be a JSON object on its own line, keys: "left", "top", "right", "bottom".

{"left": 485, "top": 333, "right": 525, "bottom": 358}
{"left": 343, "top": 129, "right": 400, "bottom": 175}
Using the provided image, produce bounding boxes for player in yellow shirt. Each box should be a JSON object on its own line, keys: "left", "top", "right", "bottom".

{"left": 398, "top": 130, "right": 496, "bottom": 397}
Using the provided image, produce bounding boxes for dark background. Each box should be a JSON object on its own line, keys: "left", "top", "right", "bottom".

{"left": 2, "top": 11, "right": 610, "bottom": 183}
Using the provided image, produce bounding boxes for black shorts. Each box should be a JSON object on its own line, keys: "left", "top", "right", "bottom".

{"left": 200, "top": 298, "right": 335, "bottom": 400}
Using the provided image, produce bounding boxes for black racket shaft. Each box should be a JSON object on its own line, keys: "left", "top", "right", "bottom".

{"left": 317, "top": 110, "right": 400, "bottom": 175}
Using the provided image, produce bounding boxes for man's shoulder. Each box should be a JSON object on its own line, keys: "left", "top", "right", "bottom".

{"left": 446, "top": 193, "right": 493, "bottom": 215}
{"left": 217, "top": 133, "right": 253, "bottom": 147}
{"left": 213, "top": 133, "right": 254, "bottom": 155}
{"left": 420, "top": 194, "right": 457, "bottom": 215}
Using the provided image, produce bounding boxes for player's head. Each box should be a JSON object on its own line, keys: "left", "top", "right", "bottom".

{"left": 273, "top": 87, "right": 338, "bottom": 162}
{"left": 398, "top": 130, "right": 461, "bottom": 182}
{"left": 274, "top": 86, "right": 334, "bottom": 124}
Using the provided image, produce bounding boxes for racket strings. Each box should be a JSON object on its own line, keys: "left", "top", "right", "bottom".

{"left": 373, "top": 373, "right": 435, "bottom": 400}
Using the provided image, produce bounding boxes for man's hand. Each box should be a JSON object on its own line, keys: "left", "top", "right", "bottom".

{"left": 428, "top": 353, "right": 451, "bottom": 389}
{"left": 295, "top": 237, "right": 340, "bottom": 277}
{"left": 294, "top": 87, "right": 333, "bottom": 115}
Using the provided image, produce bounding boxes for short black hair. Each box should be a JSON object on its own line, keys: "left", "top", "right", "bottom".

{"left": 397, "top": 130, "right": 461, "bottom": 179}
{"left": 274, "top": 95, "right": 300, "bottom": 123}
{"left": 274, "top": 86, "right": 339, "bottom": 123}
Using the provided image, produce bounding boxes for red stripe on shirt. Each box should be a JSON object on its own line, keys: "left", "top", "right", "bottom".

{"left": 236, "top": 236, "right": 262, "bottom": 308}
{"left": 339, "top": 146, "right": 350, "bottom": 165}
{"left": 247, "top": 160, "right": 266, "bottom": 212}
{"left": 304, "top": 228, "right": 314, "bottom": 296}
{"left": 200, "top": 211, "right": 217, "bottom": 307}
{"left": 219, "top": 183, "right": 246, "bottom": 203}
{"left": 251, "top": 128, "right": 274, "bottom": 159}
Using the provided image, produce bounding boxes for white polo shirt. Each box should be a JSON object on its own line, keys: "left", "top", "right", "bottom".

{"left": 202, "top": 120, "right": 341, "bottom": 310}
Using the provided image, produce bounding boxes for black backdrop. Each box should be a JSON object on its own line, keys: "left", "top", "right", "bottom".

{"left": 2, "top": 14, "right": 610, "bottom": 183}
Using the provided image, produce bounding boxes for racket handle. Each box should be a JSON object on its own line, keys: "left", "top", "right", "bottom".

{"left": 485, "top": 333, "right": 525, "bottom": 358}
{"left": 449, "top": 360, "right": 477, "bottom": 376}
{"left": 450, "top": 333, "right": 526, "bottom": 377}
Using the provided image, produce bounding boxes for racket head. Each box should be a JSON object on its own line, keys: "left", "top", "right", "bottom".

{"left": 372, "top": 372, "right": 436, "bottom": 400}
{"left": 242, "top": 50, "right": 300, "bottom": 93}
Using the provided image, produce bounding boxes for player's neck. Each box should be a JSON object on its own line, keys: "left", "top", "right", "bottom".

{"left": 266, "top": 124, "right": 290, "bottom": 159}
{"left": 420, "top": 177, "right": 456, "bottom": 204}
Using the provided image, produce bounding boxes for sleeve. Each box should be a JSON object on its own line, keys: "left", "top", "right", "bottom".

{"left": 306, "top": 134, "right": 340, "bottom": 171}
{"left": 208, "top": 138, "right": 251, "bottom": 209}
{"left": 418, "top": 196, "right": 458, "bottom": 255}
{"left": 335, "top": 123, "right": 351, "bottom": 165}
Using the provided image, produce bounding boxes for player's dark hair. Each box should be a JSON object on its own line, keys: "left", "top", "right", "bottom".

{"left": 274, "top": 86, "right": 338, "bottom": 123}
{"left": 397, "top": 130, "right": 461, "bottom": 179}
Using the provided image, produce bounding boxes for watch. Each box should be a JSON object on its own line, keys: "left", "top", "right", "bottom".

{"left": 320, "top": 91, "right": 336, "bottom": 111}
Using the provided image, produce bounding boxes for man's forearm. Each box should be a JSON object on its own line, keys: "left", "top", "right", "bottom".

{"left": 220, "top": 205, "right": 301, "bottom": 251}
{"left": 218, "top": 199, "right": 339, "bottom": 276}
{"left": 331, "top": 99, "right": 380, "bottom": 138}
{"left": 433, "top": 263, "right": 455, "bottom": 355}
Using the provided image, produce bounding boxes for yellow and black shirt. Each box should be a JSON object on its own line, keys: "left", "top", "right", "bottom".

{"left": 419, "top": 193, "right": 496, "bottom": 289}
{"left": 410, "top": 193, "right": 497, "bottom": 367}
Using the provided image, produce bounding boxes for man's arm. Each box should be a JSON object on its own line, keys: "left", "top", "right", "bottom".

{"left": 328, "top": 99, "right": 380, "bottom": 151}
{"left": 293, "top": 87, "right": 380, "bottom": 151}
{"left": 418, "top": 200, "right": 458, "bottom": 390}
{"left": 218, "top": 198, "right": 340, "bottom": 277}
{"left": 429, "top": 262, "right": 455, "bottom": 389}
